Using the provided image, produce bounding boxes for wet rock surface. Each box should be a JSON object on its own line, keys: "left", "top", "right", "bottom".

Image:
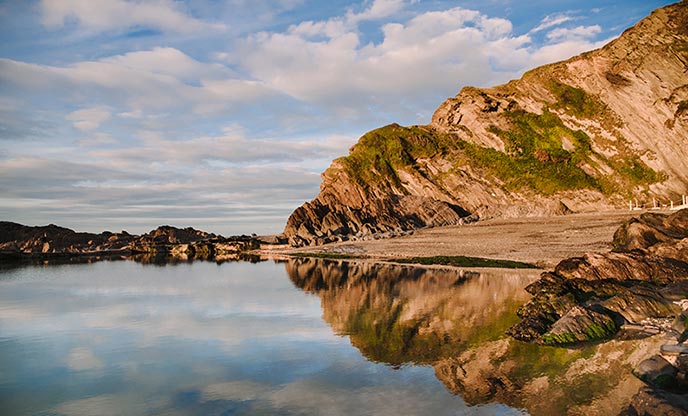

{"left": 633, "top": 355, "right": 679, "bottom": 389}
{"left": 625, "top": 386, "right": 688, "bottom": 416}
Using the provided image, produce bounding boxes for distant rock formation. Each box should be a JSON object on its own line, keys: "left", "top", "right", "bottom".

{"left": 285, "top": 1, "right": 688, "bottom": 246}
{"left": 0, "top": 221, "right": 261, "bottom": 262}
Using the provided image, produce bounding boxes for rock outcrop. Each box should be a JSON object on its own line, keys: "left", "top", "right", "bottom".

{"left": 285, "top": 1, "right": 688, "bottom": 246}
{"left": 508, "top": 209, "right": 688, "bottom": 345}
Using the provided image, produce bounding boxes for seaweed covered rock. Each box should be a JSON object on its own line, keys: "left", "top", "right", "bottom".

{"left": 540, "top": 305, "right": 617, "bottom": 345}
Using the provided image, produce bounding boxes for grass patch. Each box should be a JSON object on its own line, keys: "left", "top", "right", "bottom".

{"left": 677, "top": 100, "right": 688, "bottom": 115}
{"left": 606, "top": 155, "right": 665, "bottom": 189}
{"left": 548, "top": 81, "right": 605, "bottom": 118}
{"left": 392, "top": 255, "right": 537, "bottom": 269}
{"left": 289, "top": 252, "right": 363, "bottom": 260}
{"left": 339, "top": 123, "right": 458, "bottom": 190}
{"left": 337, "top": 108, "right": 662, "bottom": 199}
{"left": 477, "top": 110, "right": 603, "bottom": 195}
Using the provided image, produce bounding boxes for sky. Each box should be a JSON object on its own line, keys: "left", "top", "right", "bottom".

{"left": 0, "top": 0, "right": 676, "bottom": 236}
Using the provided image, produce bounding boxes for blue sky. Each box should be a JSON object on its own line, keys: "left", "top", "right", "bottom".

{"left": 0, "top": 0, "right": 675, "bottom": 236}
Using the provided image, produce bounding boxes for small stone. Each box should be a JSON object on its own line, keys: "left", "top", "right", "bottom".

{"left": 661, "top": 344, "right": 688, "bottom": 357}
{"left": 634, "top": 354, "right": 678, "bottom": 389}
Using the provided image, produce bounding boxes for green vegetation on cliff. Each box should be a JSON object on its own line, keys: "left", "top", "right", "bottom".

{"left": 340, "top": 107, "right": 662, "bottom": 197}
{"left": 481, "top": 110, "right": 602, "bottom": 195}
{"left": 548, "top": 81, "right": 606, "bottom": 119}
{"left": 340, "top": 123, "right": 457, "bottom": 189}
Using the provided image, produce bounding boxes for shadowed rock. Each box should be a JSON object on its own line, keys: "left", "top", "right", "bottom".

{"left": 633, "top": 355, "right": 679, "bottom": 389}
{"left": 625, "top": 386, "right": 688, "bottom": 416}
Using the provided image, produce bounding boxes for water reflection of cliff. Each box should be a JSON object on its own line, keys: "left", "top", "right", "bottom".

{"left": 287, "top": 258, "right": 535, "bottom": 365}
{"left": 285, "top": 258, "right": 665, "bottom": 415}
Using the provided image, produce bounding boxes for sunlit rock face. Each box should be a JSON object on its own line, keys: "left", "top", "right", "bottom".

{"left": 284, "top": 258, "right": 669, "bottom": 415}
{"left": 284, "top": 2, "right": 688, "bottom": 246}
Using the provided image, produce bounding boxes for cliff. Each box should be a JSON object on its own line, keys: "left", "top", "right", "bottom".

{"left": 285, "top": 1, "right": 688, "bottom": 246}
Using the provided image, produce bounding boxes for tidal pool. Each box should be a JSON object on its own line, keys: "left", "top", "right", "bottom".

{"left": 0, "top": 258, "right": 654, "bottom": 415}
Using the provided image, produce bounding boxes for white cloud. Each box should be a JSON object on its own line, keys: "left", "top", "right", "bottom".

{"left": 67, "top": 106, "right": 111, "bottom": 131}
{"left": 101, "top": 47, "right": 233, "bottom": 82}
{"left": 529, "top": 38, "right": 610, "bottom": 65}
{"left": 75, "top": 133, "right": 117, "bottom": 147}
{"left": 531, "top": 12, "right": 577, "bottom": 33}
{"left": 0, "top": 124, "right": 354, "bottom": 234}
{"left": 40, "top": 0, "right": 225, "bottom": 34}
{"left": 0, "top": 155, "right": 324, "bottom": 234}
{"left": 287, "top": 0, "right": 408, "bottom": 40}
{"left": 236, "top": 7, "right": 531, "bottom": 108}
{"left": 0, "top": 48, "right": 274, "bottom": 116}
{"left": 227, "top": 4, "right": 611, "bottom": 119}
{"left": 547, "top": 25, "right": 602, "bottom": 42}
{"left": 348, "top": 0, "right": 407, "bottom": 23}
{"left": 86, "top": 130, "right": 354, "bottom": 169}
{"left": 288, "top": 19, "right": 349, "bottom": 39}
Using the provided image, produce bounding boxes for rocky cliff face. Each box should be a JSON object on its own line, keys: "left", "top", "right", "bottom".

{"left": 285, "top": 1, "right": 688, "bottom": 246}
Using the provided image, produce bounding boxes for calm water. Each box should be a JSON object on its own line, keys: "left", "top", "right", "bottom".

{"left": 0, "top": 259, "right": 540, "bottom": 416}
